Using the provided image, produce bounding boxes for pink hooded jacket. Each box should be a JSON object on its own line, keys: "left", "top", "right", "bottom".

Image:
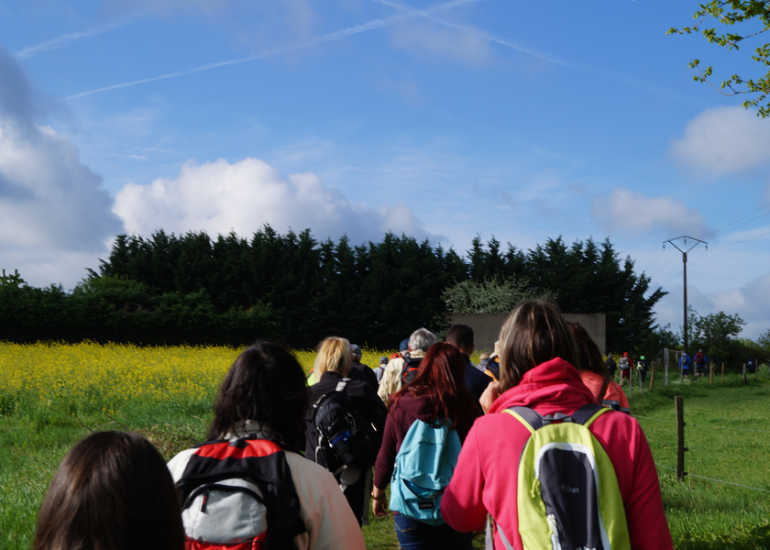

{"left": 440, "top": 357, "right": 672, "bottom": 550}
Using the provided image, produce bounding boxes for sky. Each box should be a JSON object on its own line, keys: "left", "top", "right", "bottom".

{"left": 2, "top": 0, "right": 770, "bottom": 340}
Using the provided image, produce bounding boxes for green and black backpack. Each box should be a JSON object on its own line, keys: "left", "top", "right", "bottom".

{"left": 493, "top": 403, "right": 631, "bottom": 550}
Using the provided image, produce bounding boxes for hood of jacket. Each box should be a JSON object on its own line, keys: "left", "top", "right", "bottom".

{"left": 487, "top": 357, "right": 598, "bottom": 416}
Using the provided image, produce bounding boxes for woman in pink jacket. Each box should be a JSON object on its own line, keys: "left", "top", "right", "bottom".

{"left": 441, "top": 300, "right": 672, "bottom": 550}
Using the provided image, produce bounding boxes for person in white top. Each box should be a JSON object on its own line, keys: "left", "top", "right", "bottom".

{"left": 167, "top": 342, "right": 365, "bottom": 550}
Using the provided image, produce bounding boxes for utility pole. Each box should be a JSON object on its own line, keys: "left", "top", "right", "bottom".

{"left": 664, "top": 236, "right": 707, "bottom": 370}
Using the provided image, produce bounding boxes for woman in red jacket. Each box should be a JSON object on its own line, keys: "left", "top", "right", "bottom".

{"left": 441, "top": 300, "right": 672, "bottom": 550}
{"left": 569, "top": 321, "right": 630, "bottom": 414}
{"left": 372, "top": 342, "right": 483, "bottom": 549}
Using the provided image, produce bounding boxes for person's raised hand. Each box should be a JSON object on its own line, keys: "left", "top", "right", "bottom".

{"left": 480, "top": 381, "right": 501, "bottom": 414}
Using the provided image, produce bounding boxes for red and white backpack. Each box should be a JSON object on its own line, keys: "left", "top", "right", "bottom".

{"left": 175, "top": 437, "right": 306, "bottom": 550}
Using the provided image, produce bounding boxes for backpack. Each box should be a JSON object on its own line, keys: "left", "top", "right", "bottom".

{"left": 401, "top": 354, "right": 422, "bottom": 385}
{"left": 389, "top": 418, "right": 461, "bottom": 526}
{"left": 694, "top": 352, "right": 704, "bottom": 365}
{"left": 311, "top": 379, "right": 375, "bottom": 483}
{"left": 175, "top": 437, "right": 305, "bottom": 550}
{"left": 618, "top": 357, "right": 630, "bottom": 370}
{"left": 496, "top": 404, "right": 631, "bottom": 550}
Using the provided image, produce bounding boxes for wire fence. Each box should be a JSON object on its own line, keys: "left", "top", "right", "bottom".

{"left": 635, "top": 407, "right": 770, "bottom": 495}
{"left": 654, "top": 462, "right": 770, "bottom": 494}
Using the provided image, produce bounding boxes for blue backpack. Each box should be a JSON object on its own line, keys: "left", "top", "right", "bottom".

{"left": 389, "top": 418, "right": 461, "bottom": 526}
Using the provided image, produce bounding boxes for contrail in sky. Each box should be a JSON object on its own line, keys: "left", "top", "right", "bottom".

{"left": 373, "top": 0, "right": 704, "bottom": 106}
{"left": 61, "top": 0, "right": 483, "bottom": 103}
{"left": 17, "top": 13, "right": 145, "bottom": 59}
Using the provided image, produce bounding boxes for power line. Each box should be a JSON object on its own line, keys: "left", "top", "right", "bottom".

{"left": 657, "top": 248, "right": 707, "bottom": 288}
{"left": 648, "top": 254, "right": 676, "bottom": 280}
{"left": 710, "top": 227, "right": 770, "bottom": 251}
{"left": 642, "top": 249, "right": 666, "bottom": 275}
{"left": 704, "top": 202, "right": 770, "bottom": 239}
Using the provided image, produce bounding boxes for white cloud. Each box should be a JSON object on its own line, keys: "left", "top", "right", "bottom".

{"left": 113, "top": 157, "right": 428, "bottom": 243}
{"left": 390, "top": 21, "right": 491, "bottom": 66}
{"left": 592, "top": 188, "right": 710, "bottom": 239}
{"left": 0, "top": 46, "right": 122, "bottom": 257}
{"left": 670, "top": 107, "right": 770, "bottom": 177}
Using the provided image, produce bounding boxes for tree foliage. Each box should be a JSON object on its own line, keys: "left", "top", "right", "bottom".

{"left": 441, "top": 276, "right": 547, "bottom": 315}
{"left": 683, "top": 306, "right": 748, "bottom": 365}
{"left": 0, "top": 229, "right": 665, "bottom": 351}
{"left": 669, "top": 1, "right": 770, "bottom": 117}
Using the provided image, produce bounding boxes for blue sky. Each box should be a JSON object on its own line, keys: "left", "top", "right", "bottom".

{"left": 2, "top": 0, "right": 770, "bottom": 340}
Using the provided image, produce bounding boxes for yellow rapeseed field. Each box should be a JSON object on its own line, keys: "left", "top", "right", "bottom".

{"left": 0, "top": 342, "right": 392, "bottom": 407}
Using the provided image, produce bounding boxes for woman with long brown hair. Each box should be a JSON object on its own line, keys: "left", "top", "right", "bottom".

{"left": 34, "top": 431, "right": 185, "bottom": 550}
{"left": 371, "top": 342, "right": 482, "bottom": 550}
{"left": 440, "top": 300, "right": 671, "bottom": 550}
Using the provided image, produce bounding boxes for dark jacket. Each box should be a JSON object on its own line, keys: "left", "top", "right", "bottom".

{"left": 305, "top": 371, "right": 387, "bottom": 525}
{"left": 462, "top": 354, "right": 492, "bottom": 400}
{"left": 349, "top": 361, "right": 379, "bottom": 391}
{"left": 605, "top": 357, "right": 617, "bottom": 375}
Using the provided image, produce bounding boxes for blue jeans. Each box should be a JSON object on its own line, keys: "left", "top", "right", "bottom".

{"left": 394, "top": 514, "right": 474, "bottom": 550}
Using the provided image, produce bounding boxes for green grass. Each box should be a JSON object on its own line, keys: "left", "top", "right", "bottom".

{"left": 628, "top": 372, "right": 770, "bottom": 549}
{"left": 3, "top": 373, "right": 770, "bottom": 549}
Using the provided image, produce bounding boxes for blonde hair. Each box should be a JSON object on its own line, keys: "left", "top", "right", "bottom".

{"left": 497, "top": 299, "right": 579, "bottom": 393}
{"left": 314, "top": 337, "right": 352, "bottom": 376}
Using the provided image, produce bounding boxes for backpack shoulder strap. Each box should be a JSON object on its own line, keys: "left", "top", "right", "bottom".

{"left": 570, "top": 403, "right": 610, "bottom": 428}
{"left": 312, "top": 378, "right": 351, "bottom": 409}
{"left": 502, "top": 407, "right": 545, "bottom": 433}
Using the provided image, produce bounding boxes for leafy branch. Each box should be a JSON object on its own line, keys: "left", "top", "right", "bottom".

{"left": 668, "top": 1, "right": 770, "bottom": 117}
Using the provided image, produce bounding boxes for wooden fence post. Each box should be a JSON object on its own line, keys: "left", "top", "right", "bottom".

{"left": 638, "top": 370, "right": 644, "bottom": 396}
{"left": 709, "top": 361, "right": 713, "bottom": 385}
{"left": 721, "top": 362, "right": 725, "bottom": 385}
{"left": 743, "top": 363, "right": 747, "bottom": 384}
{"left": 675, "top": 396, "right": 685, "bottom": 482}
{"left": 629, "top": 371, "right": 633, "bottom": 399}
{"left": 649, "top": 361, "right": 655, "bottom": 392}
{"left": 665, "top": 350, "right": 669, "bottom": 387}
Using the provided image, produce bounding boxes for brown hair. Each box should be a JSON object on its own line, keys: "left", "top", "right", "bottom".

{"left": 313, "top": 336, "right": 352, "bottom": 376}
{"left": 33, "top": 431, "right": 185, "bottom": 550}
{"left": 497, "top": 299, "right": 580, "bottom": 392}
{"left": 445, "top": 324, "right": 474, "bottom": 352}
{"left": 390, "top": 342, "right": 475, "bottom": 428}
{"left": 207, "top": 341, "right": 310, "bottom": 446}
{"left": 568, "top": 322, "right": 611, "bottom": 381}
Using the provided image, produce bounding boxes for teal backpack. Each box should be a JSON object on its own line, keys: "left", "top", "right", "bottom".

{"left": 389, "top": 418, "right": 462, "bottom": 526}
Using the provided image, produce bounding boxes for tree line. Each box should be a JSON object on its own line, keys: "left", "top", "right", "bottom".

{"left": 1, "top": 228, "right": 664, "bottom": 350}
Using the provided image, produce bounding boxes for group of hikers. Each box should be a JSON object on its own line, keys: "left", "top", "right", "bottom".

{"left": 33, "top": 299, "right": 673, "bottom": 550}
{"left": 604, "top": 352, "right": 650, "bottom": 386}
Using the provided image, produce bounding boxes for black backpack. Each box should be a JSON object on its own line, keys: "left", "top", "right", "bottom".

{"left": 311, "top": 379, "right": 375, "bottom": 478}
{"left": 175, "top": 437, "right": 305, "bottom": 550}
{"left": 401, "top": 354, "right": 422, "bottom": 385}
